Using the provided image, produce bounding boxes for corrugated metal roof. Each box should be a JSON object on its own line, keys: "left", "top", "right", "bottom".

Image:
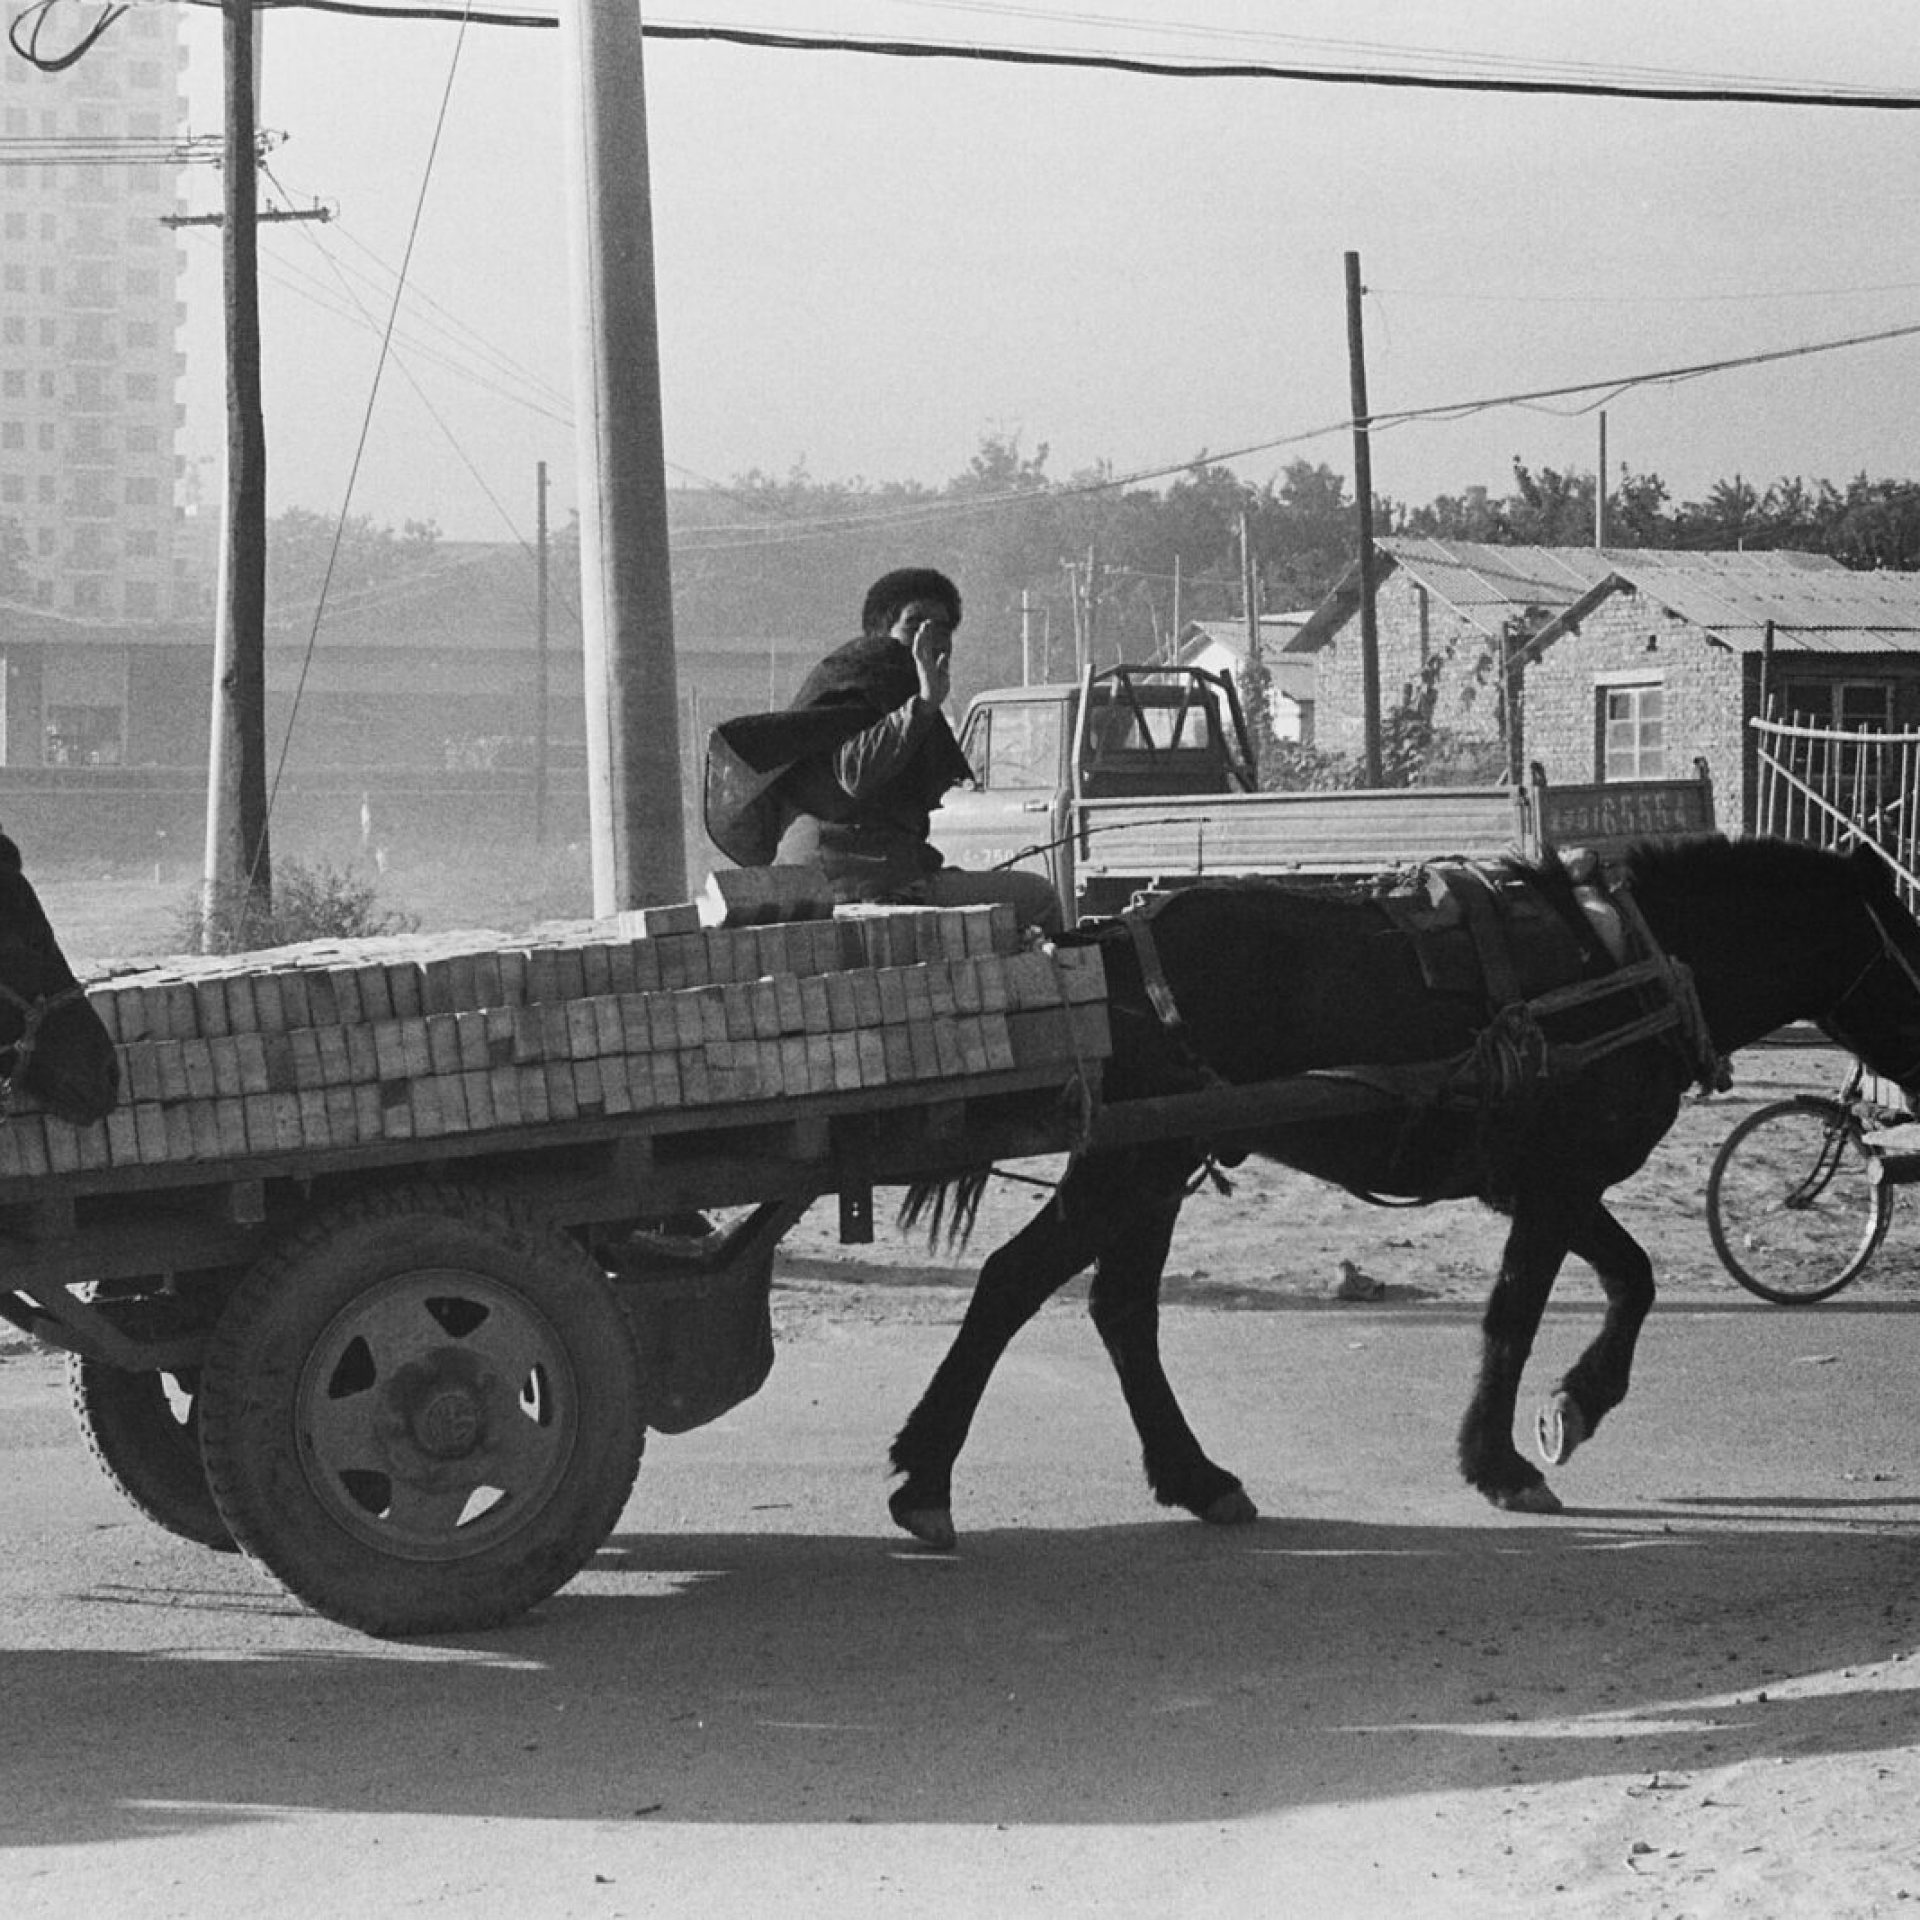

{"left": 1382, "top": 538, "right": 1618, "bottom": 614}
{"left": 1551, "top": 557, "right": 1920, "bottom": 655}
{"left": 1287, "top": 539, "right": 1854, "bottom": 653}
{"left": 1288, "top": 540, "right": 1620, "bottom": 652}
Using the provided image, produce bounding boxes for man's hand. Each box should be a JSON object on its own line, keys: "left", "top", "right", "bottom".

{"left": 910, "top": 618, "right": 953, "bottom": 708}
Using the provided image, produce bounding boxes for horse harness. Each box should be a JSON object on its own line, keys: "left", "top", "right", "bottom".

{"left": 0, "top": 973, "right": 87, "bottom": 1118}
{"left": 1118, "top": 859, "right": 1732, "bottom": 1128}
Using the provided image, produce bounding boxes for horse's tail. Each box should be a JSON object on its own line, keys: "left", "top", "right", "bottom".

{"left": 898, "top": 1170, "right": 993, "bottom": 1251}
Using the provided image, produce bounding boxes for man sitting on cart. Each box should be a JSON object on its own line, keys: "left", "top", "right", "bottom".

{"left": 705, "top": 567, "right": 1061, "bottom": 934}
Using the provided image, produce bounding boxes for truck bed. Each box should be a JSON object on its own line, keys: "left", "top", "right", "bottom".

{"left": 1072, "top": 785, "right": 1528, "bottom": 883}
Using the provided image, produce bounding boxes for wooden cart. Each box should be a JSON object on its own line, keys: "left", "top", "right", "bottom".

{"left": 1, "top": 899, "right": 1106, "bottom": 1637}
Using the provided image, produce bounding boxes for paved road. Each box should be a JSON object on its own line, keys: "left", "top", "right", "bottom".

{"left": 5, "top": 1290, "right": 1920, "bottom": 1918}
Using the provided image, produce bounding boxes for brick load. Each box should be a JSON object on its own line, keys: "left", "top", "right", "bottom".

{"left": 1, "top": 902, "right": 1108, "bottom": 1180}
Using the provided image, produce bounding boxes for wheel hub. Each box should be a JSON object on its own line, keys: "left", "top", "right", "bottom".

{"left": 377, "top": 1352, "right": 501, "bottom": 1469}
{"left": 410, "top": 1381, "right": 485, "bottom": 1460}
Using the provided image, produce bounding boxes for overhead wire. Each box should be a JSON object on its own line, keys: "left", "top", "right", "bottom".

{"left": 260, "top": 177, "right": 579, "bottom": 625}
{"left": 141, "top": 3, "right": 1920, "bottom": 112}
{"left": 0, "top": 134, "right": 227, "bottom": 165}
{"left": 259, "top": 2, "right": 476, "bottom": 859}
{"left": 656, "top": 315, "right": 1920, "bottom": 549}
{"left": 249, "top": 167, "right": 804, "bottom": 530}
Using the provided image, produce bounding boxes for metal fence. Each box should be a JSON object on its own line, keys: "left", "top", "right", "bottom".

{"left": 1752, "top": 714, "right": 1920, "bottom": 909}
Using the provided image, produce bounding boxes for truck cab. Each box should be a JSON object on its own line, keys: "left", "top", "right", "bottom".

{"left": 935, "top": 664, "right": 1256, "bottom": 912}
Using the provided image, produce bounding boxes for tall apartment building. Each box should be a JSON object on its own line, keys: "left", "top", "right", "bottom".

{"left": 1, "top": 6, "right": 189, "bottom": 687}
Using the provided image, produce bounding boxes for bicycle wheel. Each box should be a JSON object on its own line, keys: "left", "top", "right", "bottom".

{"left": 1706, "top": 1096, "right": 1891, "bottom": 1304}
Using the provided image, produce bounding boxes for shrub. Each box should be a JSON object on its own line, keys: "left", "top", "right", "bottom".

{"left": 174, "top": 858, "right": 418, "bottom": 956}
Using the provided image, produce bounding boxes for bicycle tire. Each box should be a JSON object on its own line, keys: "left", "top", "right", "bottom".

{"left": 1705, "top": 1096, "right": 1891, "bottom": 1304}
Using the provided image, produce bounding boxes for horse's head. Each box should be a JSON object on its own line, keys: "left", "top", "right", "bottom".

{"left": 1816, "top": 843, "right": 1920, "bottom": 1097}
{"left": 0, "top": 831, "right": 119, "bottom": 1128}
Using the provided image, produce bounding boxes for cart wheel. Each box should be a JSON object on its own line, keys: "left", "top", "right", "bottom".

{"left": 198, "top": 1183, "right": 644, "bottom": 1636}
{"left": 69, "top": 1355, "right": 236, "bottom": 1552}
{"left": 1706, "top": 1096, "right": 1892, "bottom": 1304}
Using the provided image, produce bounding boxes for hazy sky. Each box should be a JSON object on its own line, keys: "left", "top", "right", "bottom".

{"left": 167, "top": 1, "right": 1920, "bottom": 544}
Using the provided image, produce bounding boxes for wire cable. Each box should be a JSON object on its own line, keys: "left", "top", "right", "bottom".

{"left": 259, "top": 4, "right": 476, "bottom": 864}
{"left": 155, "top": 4, "right": 1920, "bottom": 112}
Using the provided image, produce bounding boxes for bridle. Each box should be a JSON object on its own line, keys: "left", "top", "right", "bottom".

{"left": 0, "top": 974, "right": 89, "bottom": 1119}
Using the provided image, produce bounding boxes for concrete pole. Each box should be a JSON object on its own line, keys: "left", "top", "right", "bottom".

{"left": 558, "top": 0, "right": 685, "bottom": 912}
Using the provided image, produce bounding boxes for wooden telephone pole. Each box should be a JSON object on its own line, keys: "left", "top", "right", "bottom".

{"left": 534, "top": 459, "right": 551, "bottom": 846}
{"left": 1345, "top": 250, "right": 1384, "bottom": 786}
{"left": 202, "top": 0, "right": 270, "bottom": 944}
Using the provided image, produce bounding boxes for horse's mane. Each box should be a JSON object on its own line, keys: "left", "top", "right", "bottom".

{"left": 1611, "top": 832, "right": 1871, "bottom": 903}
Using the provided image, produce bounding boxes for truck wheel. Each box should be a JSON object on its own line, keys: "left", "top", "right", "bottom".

{"left": 69, "top": 1356, "right": 236, "bottom": 1552}
{"left": 198, "top": 1183, "right": 644, "bottom": 1636}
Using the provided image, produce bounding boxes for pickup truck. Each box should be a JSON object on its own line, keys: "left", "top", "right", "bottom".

{"left": 935, "top": 664, "right": 1715, "bottom": 925}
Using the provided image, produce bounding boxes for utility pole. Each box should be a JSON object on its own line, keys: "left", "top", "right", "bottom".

{"left": 559, "top": 0, "right": 684, "bottom": 913}
{"left": 1082, "top": 546, "right": 1099, "bottom": 672}
{"left": 202, "top": 0, "right": 270, "bottom": 945}
{"left": 1240, "top": 509, "right": 1260, "bottom": 661}
{"left": 1595, "top": 410, "right": 1609, "bottom": 549}
{"left": 1345, "top": 250, "right": 1384, "bottom": 786}
{"left": 533, "top": 459, "right": 551, "bottom": 846}
{"left": 1019, "top": 587, "right": 1032, "bottom": 686}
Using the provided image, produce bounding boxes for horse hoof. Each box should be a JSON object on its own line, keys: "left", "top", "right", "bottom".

{"left": 1535, "top": 1392, "right": 1589, "bottom": 1467}
{"left": 892, "top": 1506, "right": 956, "bottom": 1551}
{"left": 1493, "top": 1481, "right": 1564, "bottom": 1516}
{"left": 1202, "top": 1488, "right": 1259, "bottom": 1527}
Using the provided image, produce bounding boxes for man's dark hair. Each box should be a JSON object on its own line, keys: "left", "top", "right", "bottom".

{"left": 861, "top": 568, "right": 962, "bottom": 637}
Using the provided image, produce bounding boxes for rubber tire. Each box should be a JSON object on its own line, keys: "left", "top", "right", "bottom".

{"left": 198, "top": 1183, "right": 644, "bottom": 1636}
{"left": 1706, "top": 1096, "right": 1891, "bottom": 1304}
{"left": 69, "top": 1355, "right": 236, "bottom": 1552}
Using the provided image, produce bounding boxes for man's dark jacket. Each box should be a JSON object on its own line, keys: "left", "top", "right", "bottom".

{"left": 704, "top": 635, "right": 974, "bottom": 870}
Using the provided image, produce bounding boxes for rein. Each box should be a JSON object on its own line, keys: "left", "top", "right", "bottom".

{"left": 0, "top": 975, "right": 87, "bottom": 1119}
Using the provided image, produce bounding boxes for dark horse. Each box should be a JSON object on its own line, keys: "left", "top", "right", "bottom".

{"left": 889, "top": 836, "right": 1920, "bottom": 1548}
{"left": 0, "top": 830, "right": 119, "bottom": 1127}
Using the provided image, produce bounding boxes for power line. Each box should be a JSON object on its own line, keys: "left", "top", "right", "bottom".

{"left": 152, "top": 3, "right": 1920, "bottom": 111}
{"left": 662, "top": 315, "right": 1920, "bottom": 548}
{"left": 0, "top": 134, "right": 227, "bottom": 166}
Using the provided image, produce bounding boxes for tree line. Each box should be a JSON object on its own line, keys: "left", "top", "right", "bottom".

{"left": 19, "top": 434, "right": 1913, "bottom": 713}
{"left": 660, "top": 435, "right": 1920, "bottom": 704}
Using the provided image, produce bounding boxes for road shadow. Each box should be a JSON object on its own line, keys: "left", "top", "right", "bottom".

{"left": 6, "top": 1505, "right": 1920, "bottom": 1845}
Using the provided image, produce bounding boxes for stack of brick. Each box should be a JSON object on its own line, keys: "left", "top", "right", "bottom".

{"left": 0, "top": 901, "right": 1107, "bottom": 1181}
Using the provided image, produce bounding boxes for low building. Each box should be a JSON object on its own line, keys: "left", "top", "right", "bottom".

{"left": 1175, "top": 615, "right": 1316, "bottom": 742}
{"left": 1520, "top": 557, "right": 1920, "bottom": 833}
{"left": 0, "top": 534, "right": 827, "bottom": 863}
{"left": 1289, "top": 538, "right": 1850, "bottom": 798}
